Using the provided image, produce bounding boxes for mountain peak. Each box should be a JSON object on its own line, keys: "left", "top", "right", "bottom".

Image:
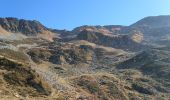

{"left": 0, "top": 17, "right": 45, "bottom": 34}
{"left": 131, "top": 15, "right": 170, "bottom": 28}
{"left": 0, "top": 17, "right": 55, "bottom": 41}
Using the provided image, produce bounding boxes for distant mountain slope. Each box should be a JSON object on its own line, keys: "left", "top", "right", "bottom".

{"left": 0, "top": 17, "right": 55, "bottom": 41}
{"left": 76, "top": 29, "right": 144, "bottom": 51}
{"left": 117, "top": 48, "right": 170, "bottom": 82}
{"left": 131, "top": 15, "right": 170, "bottom": 28}
{"left": 114, "top": 15, "right": 170, "bottom": 44}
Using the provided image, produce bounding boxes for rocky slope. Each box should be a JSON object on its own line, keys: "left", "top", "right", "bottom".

{"left": 0, "top": 16, "right": 170, "bottom": 99}
{"left": 129, "top": 15, "right": 170, "bottom": 44}
{"left": 0, "top": 17, "right": 56, "bottom": 41}
{"left": 131, "top": 15, "right": 170, "bottom": 28}
{"left": 76, "top": 29, "right": 144, "bottom": 51}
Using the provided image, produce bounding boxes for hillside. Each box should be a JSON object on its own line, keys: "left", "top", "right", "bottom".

{"left": 0, "top": 16, "right": 170, "bottom": 99}
{"left": 131, "top": 15, "right": 170, "bottom": 28}
{"left": 0, "top": 17, "right": 56, "bottom": 41}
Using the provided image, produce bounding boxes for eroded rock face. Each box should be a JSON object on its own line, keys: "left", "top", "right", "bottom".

{"left": 0, "top": 18, "right": 43, "bottom": 34}
{"left": 0, "top": 17, "right": 55, "bottom": 41}
{"left": 76, "top": 29, "right": 145, "bottom": 51}
{"left": 130, "top": 30, "right": 144, "bottom": 43}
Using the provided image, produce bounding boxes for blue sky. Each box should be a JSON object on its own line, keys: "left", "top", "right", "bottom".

{"left": 0, "top": 0, "right": 170, "bottom": 30}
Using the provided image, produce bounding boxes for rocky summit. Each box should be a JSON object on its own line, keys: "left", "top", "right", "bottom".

{"left": 0, "top": 15, "right": 170, "bottom": 100}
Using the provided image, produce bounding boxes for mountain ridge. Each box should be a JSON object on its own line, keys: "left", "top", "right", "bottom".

{"left": 0, "top": 15, "right": 170, "bottom": 99}
{"left": 0, "top": 17, "right": 55, "bottom": 41}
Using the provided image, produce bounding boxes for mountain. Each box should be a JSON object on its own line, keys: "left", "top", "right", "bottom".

{"left": 129, "top": 15, "right": 170, "bottom": 36}
{"left": 131, "top": 15, "right": 170, "bottom": 28}
{"left": 76, "top": 29, "right": 144, "bottom": 51}
{"left": 72, "top": 25, "right": 125, "bottom": 35}
{"left": 0, "top": 16, "right": 170, "bottom": 99}
{"left": 0, "top": 17, "right": 55, "bottom": 41}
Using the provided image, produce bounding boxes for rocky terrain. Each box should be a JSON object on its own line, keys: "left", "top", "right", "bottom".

{"left": 0, "top": 15, "right": 170, "bottom": 100}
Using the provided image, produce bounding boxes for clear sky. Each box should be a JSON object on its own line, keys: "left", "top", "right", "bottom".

{"left": 0, "top": 0, "right": 170, "bottom": 30}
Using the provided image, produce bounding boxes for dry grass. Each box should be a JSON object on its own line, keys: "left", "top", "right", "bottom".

{"left": 0, "top": 48, "right": 29, "bottom": 63}
{"left": 0, "top": 53, "right": 52, "bottom": 98}
{"left": 70, "top": 73, "right": 141, "bottom": 100}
